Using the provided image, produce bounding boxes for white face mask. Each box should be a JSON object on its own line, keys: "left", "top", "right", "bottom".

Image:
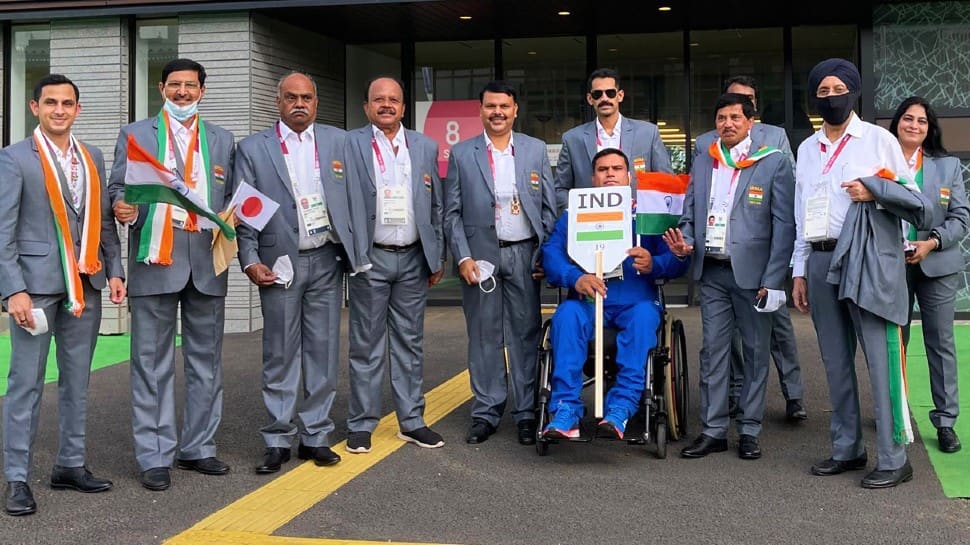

{"left": 163, "top": 98, "right": 199, "bottom": 122}
{"left": 475, "top": 259, "right": 496, "bottom": 294}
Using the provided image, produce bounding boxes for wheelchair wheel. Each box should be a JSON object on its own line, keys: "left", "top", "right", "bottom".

{"left": 535, "top": 320, "right": 553, "bottom": 456}
{"left": 670, "top": 319, "right": 689, "bottom": 438}
{"left": 654, "top": 414, "right": 667, "bottom": 459}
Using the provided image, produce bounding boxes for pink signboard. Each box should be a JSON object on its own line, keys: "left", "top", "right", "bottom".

{"left": 415, "top": 100, "right": 482, "bottom": 177}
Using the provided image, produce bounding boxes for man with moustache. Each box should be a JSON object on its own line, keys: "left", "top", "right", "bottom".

{"left": 109, "top": 58, "right": 235, "bottom": 491}
{"left": 665, "top": 93, "right": 795, "bottom": 461}
{"left": 555, "top": 68, "right": 672, "bottom": 211}
{"left": 236, "top": 71, "right": 370, "bottom": 473}
{"left": 542, "top": 148, "right": 689, "bottom": 440}
{"left": 343, "top": 76, "right": 445, "bottom": 453}
{"left": 791, "top": 59, "right": 932, "bottom": 488}
{"left": 693, "top": 76, "right": 806, "bottom": 423}
{"left": 0, "top": 74, "right": 125, "bottom": 516}
{"left": 444, "top": 81, "right": 556, "bottom": 445}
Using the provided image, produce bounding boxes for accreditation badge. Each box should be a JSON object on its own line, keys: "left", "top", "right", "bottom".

{"left": 380, "top": 185, "right": 409, "bottom": 225}
{"left": 171, "top": 206, "right": 189, "bottom": 230}
{"left": 941, "top": 187, "right": 951, "bottom": 206}
{"left": 705, "top": 211, "right": 728, "bottom": 255}
{"left": 298, "top": 193, "right": 332, "bottom": 235}
{"left": 804, "top": 180, "right": 830, "bottom": 242}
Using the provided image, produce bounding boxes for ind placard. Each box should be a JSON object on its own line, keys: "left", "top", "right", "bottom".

{"left": 567, "top": 186, "right": 632, "bottom": 274}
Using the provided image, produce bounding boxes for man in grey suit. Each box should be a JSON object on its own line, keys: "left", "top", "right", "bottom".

{"left": 0, "top": 74, "right": 125, "bottom": 515}
{"left": 444, "top": 81, "right": 556, "bottom": 445}
{"left": 555, "top": 67, "right": 673, "bottom": 211}
{"left": 666, "top": 93, "right": 795, "bottom": 460}
{"left": 109, "top": 59, "right": 235, "bottom": 491}
{"left": 236, "top": 72, "right": 370, "bottom": 474}
{"left": 344, "top": 76, "right": 445, "bottom": 454}
{"left": 693, "top": 76, "right": 806, "bottom": 423}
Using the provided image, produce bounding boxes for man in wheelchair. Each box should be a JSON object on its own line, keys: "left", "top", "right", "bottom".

{"left": 541, "top": 148, "right": 690, "bottom": 440}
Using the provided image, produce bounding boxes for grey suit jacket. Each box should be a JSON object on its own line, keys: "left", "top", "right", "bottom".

{"left": 694, "top": 123, "right": 795, "bottom": 168}
{"left": 107, "top": 116, "right": 235, "bottom": 297}
{"left": 235, "top": 123, "right": 369, "bottom": 274}
{"left": 444, "top": 132, "right": 556, "bottom": 268}
{"left": 0, "top": 137, "right": 123, "bottom": 300}
{"left": 555, "top": 116, "right": 672, "bottom": 209}
{"left": 345, "top": 125, "right": 443, "bottom": 271}
{"left": 913, "top": 155, "right": 970, "bottom": 277}
{"left": 679, "top": 148, "right": 796, "bottom": 291}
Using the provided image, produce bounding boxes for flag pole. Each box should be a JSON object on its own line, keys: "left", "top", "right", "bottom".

{"left": 595, "top": 249, "right": 604, "bottom": 419}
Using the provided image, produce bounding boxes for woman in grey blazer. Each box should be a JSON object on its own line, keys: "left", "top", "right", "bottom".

{"left": 891, "top": 96, "right": 970, "bottom": 454}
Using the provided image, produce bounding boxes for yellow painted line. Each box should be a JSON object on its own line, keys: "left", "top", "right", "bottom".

{"left": 165, "top": 371, "right": 472, "bottom": 545}
{"left": 168, "top": 530, "right": 461, "bottom": 545}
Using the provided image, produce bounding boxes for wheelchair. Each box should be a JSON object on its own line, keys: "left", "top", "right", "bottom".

{"left": 534, "top": 283, "right": 688, "bottom": 458}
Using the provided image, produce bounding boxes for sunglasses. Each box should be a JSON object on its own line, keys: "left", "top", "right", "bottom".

{"left": 590, "top": 89, "right": 619, "bottom": 100}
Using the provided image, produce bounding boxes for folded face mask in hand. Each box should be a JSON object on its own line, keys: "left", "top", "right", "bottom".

{"left": 754, "top": 289, "right": 787, "bottom": 313}
{"left": 475, "top": 259, "right": 496, "bottom": 294}
{"left": 272, "top": 255, "right": 294, "bottom": 289}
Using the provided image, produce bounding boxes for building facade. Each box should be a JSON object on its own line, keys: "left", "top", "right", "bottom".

{"left": 1, "top": 0, "right": 968, "bottom": 333}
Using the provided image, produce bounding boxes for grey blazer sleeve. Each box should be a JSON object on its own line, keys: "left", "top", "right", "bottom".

{"left": 0, "top": 149, "right": 27, "bottom": 299}
{"left": 648, "top": 124, "right": 674, "bottom": 174}
{"left": 429, "top": 141, "right": 445, "bottom": 268}
{"left": 762, "top": 157, "right": 796, "bottom": 290}
{"left": 540, "top": 150, "right": 557, "bottom": 237}
{"left": 342, "top": 139, "right": 372, "bottom": 270}
{"left": 554, "top": 139, "right": 575, "bottom": 212}
{"left": 935, "top": 157, "right": 970, "bottom": 249}
{"left": 107, "top": 126, "right": 150, "bottom": 231}
{"left": 679, "top": 167, "right": 698, "bottom": 247}
{"left": 233, "top": 141, "right": 260, "bottom": 270}
{"left": 93, "top": 148, "right": 124, "bottom": 280}
{"left": 443, "top": 148, "right": 471, "bottom": 262}
{"left": 860, "top": 175, "right": 935, "bottom": 230}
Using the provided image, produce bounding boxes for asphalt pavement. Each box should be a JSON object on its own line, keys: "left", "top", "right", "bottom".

{"left": 1, "top": 306, "right": 968, "bottom": 545}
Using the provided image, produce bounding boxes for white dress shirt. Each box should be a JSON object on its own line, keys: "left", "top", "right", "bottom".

{"left": 792, "top": 113, "right": 914, "bottom": 277}
{"left": 371, "top": 124, "right": 418, "bottom": 246}
{"left": 44, "top": 135, "right": 84, "bottom": 210}
{"left": 487, "top": 131, "right": 534, "bottom": 242}
{"left": 278, "top": 121, "right": 333, "bottom": 249}
{"left": 596, "top": 115, "right": 623, "bottom": 151}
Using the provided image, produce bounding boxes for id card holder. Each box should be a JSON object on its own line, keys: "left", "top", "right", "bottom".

{"left": 705, "top": 211, "right": 728, "bottom": 255}
{"left": 171, "top": 206, "right": 188, "bottom": 230}
{"left": 299, "top": 193, "right": 332, "bottom": 236}
{"left": 603, "top": 263, "right": 623, "bottom": 281}
{"left": 804, "top": 182, "right": 830, "bottom": 242}
{"left": 380, "top": 185, "right": 409, "bottom": 225}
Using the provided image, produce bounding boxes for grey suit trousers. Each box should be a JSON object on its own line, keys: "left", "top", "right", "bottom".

{"left": 729, "top": 303, "right": 804, "bottom": 401}
{"left": 259, "top": 244, "right": 342, "bottom": 448}
{"left": 129, "top": 281, "right": 225, "bottom": 470}
{"left": 698, "top": 262, "right": 772, "bottom": 439}
{"left": 347, "top": 246, "right": 430, "bottom": 434}
{"left": 808, "top": 250, "right": 908, "bottom": 470}
{"left": 3, "top": 282, "right": 101, "bottom": 481}
{"left": 903, "top": 266, "right": 960, "bottom": 428}
{"left": 461, "top": 241, "right": 540, "bottom": 427}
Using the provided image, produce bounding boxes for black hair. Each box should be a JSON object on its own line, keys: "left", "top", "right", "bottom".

{"left": 479, "top": 80, "right": 517, "bottom": 103}
{"left": 714, "top": 93, "right": 756, "bottom": 120}
{"left": 161, "top": 58, "right": 206, "bottom": 86}
{"left": 588, "top": 68, "right": 620, "bottom": 91}
{"left": 592, "top": 147, "right": 629, "bottom": 170}
{"left": 33, "top": 74, "right": 79, "bottom": 102}
{"left": 889, "top": 96, "right": 948, "bottom": 158}
{"left": 364, "top": 75, "right": 406, "bottom": 102}
{"left": 722, "top": 75, "right": 758, "bottom": 97}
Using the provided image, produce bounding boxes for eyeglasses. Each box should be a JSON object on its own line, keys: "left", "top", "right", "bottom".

{"left": 590, "top": 89, "right": 618, "bottom": 100}
{"left": 165, "top": 81, "right": 201, "bottom": 91}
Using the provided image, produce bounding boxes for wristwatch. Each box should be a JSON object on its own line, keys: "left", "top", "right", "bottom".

{"left": 929, "top": 230, "right": 943, "bottom": 251}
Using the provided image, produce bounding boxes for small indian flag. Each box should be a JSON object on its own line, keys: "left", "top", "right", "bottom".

{"left": 635, "top": 172, "right": 689, "bottom": 235}
{"left": 574, "top": 210, "right": 626, "bottom": 241}
{"left": 123, "top": 134, "right": 236, "bottom": 239}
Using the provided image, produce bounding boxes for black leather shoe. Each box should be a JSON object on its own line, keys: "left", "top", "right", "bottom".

{"left": 728, "top": 396, "right": 740, "bottom": 418}
{"left": 810, "top": 451, "right": 868, "bottom": 476}
{"left": 517, "top": 420, "right": 537, "bottom": 445}
{"left": 5, "top": 482, "right": 36, "bottom": 516}
{"left": 297, "top": 444, "right": 341, "bottom": 466}
{"left": 680, "top": 434, "right": 728, "bottom": 458}
{"left": 786, "top": 399, "right": 808, "bottom": 421}
{"left": 466, "top": 419, "right": 496, "bottom": 444}
{"left": 255, "top": 447, "right": 291, "bottom": 474}
{"left": 50, "top": 466, "right": 112, "bottom": 493}
{"left": 140, "top": 467, "right": 171, "bottom": 491}
{"left": 937, "top": 427, "right": 962, "bottom": 453}
{"left": 861, "top": 461, "right": 913, "bottom": 489}
{"left": 176, "top": 457, "right": 230, "bottom": 475}
{"left": 738, "top": 434, "right": 762, "bottom": 460}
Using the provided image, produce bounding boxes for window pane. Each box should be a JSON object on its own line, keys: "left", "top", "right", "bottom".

{"left": 10, "top": 25, "right": 51, "bottom": 142}
{"left": 791, "top": 26, "right": 857, "bottom": 147}
{"left": 135, "top": 19, "right": 179, "bottom": 120}
{"left": 346, "top": 43, "right": 401, "bottom": 130}
{"left": 599, "top": 33, "right": 686, "bottom": 173}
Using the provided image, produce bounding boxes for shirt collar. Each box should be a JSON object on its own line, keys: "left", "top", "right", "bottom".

{"left": 907, "top": 146, "right": 921, "bottom": 168}
{"left": 595, "top": 114, "right": 623, "bottom": 139}
{"left": 278, "top": 120, "right": 314, "bottom": 143}
{"left": 814, "top": 111, "right": 865, "bottom": 145}
{"left": 485, "top": 131, "right": 514, "bottom": 154}
{"left": 729, "top": 135, "right": 752, "bottom": 161}
{"left": 372, "top": 124, "right": 406, "bottom": 148}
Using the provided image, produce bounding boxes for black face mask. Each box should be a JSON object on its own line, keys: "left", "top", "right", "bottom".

{"left": 814, "top": 91, "right": 859, "bottom": 125}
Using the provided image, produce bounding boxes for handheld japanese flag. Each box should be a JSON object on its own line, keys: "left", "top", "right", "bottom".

{"left": 228, "top": 181, "right": 279, "bottom": 231}
{"left": 567, "top": 186, "right": 632, "bottom": 274}
{"left": 635, "top": 172, "right": 690, "bottom": 235}
{"left": 123, "top": 134, "right": 236, "bottom": 239}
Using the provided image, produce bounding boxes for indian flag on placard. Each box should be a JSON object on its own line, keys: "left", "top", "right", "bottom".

{"left": 123, "top": 134, "right": 236, "bottom": 239}
{"left": 635, "top": 172, "right": 689, "bottom": 235}
{"left": 573, "top": 210, "right": 626, "bottom": 242}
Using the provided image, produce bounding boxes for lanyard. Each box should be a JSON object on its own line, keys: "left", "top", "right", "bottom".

{"left": 819, "top": 134, "right": 851, "bottom": 175}
{"left": 276, "top": 122, "right": 320, "bottom": 196}
{"left": 595, "top": 130, "right": 622, "bottom": 150}
{"left": 709, "top": 158, "right": 744, "bottom": 212}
